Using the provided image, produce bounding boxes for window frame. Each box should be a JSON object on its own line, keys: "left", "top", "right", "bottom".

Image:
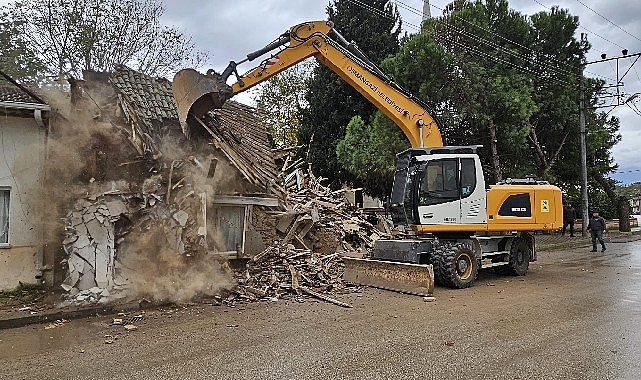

{"left": 419, "top": 158, "right": 460, "bottom": 206}
{"left": 0, "top": 187, "right": 10, "bottom": 248}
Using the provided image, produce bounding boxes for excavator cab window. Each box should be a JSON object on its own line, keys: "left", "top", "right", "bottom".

{"left": 460, "top": 158, "right": 476, "bottom": 197}
{"left": 419, "top": 159, "right": 459, "bottom": 206}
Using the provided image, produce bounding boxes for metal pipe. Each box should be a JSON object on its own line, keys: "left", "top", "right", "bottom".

{"left": 246, "top": 34, "right": 290, "bottom": 61}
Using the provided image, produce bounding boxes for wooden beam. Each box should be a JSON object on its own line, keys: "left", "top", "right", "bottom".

{"left": 212, "top": 195, "right": 279, "bottom": 207}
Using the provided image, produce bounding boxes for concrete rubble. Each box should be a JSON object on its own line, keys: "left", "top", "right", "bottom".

{"left": 59, "top": 153, "right": 389, "bottom": 307}
{"left": 60, "top": 172, "right": 213, "bottom": 305}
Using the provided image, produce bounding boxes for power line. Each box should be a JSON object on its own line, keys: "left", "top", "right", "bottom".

{"left": 625, "top": 102, "right": 641, "bottom": 117}
{"left": 349, "top": 0, "right": 606, "bottom": 90}
{"left": 430, "top": 0, "right": 615, "bottom": 82}
{"left": 533, "top": 0, "right": 626, "bottom": 50}
{"left": 345, "top": 0, "right": 421, "bottom": 32}
{"left": 574, "top": 0, "right": 641, "bottom": 44}
{"left": 401, "top": 0, "right": 617, "bottom": 83}
{"left": 614, "top": 168, "right": 641, "bottom": 174}
{"left": 632, "top": 59, "right": 641, "bottom": 83}
{"left": 396, "top": 0, "right": 585, "bottom": 85}
{"left": 399, "top": 0, "right": 581, "bottom": 80}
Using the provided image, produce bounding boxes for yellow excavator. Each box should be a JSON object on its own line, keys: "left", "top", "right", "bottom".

{"left": 172, "top": 21, "right": 563, "bottom": 296}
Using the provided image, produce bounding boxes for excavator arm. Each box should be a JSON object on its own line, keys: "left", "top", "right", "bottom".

{"left": 173, "top": 20, "right": 442, "bottom": 149}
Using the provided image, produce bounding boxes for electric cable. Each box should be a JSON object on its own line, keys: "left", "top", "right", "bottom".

{"left": 533, "top": 0, "right": 626, "bottom": 50}
{"left": 574, "top": 0, "right": 641, "bottom": 44}
{"left": 352, "top": 0, "right": 581, "bottom": 88}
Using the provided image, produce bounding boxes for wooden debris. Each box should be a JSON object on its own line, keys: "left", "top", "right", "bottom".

{"left": 300, "top": 286, "right": 353, "bottom": 308}
{"left": 229, "top": 153, "right": 391, "bottom": 308}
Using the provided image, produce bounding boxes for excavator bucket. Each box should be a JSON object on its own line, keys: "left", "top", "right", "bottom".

{"left": 342, "top": 257, "right": 434, "bottom": 296}
{"left": 172, "top": 69, "right": 233, "bottom": 130}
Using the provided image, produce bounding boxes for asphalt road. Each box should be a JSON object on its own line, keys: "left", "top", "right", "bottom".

{"left": 1, "top": 239, "right": 640, "bottom": 380}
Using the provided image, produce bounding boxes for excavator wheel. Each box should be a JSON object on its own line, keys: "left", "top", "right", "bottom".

{"left": 498, "top": 237, "right": 531, "bottom": 276}
{"left": 432, "top": 240, "right": 479, "bottom": 289}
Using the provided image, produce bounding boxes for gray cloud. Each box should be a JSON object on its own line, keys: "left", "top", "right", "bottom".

{"left": 2, "top": 0, "right": 638, "bottom": 181}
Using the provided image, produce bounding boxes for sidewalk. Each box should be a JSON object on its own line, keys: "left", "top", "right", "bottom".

{"left": 0, "top": 297, "right": 169, "bottom": 330}
{"left": 535, "top": 230, "right": 641, "bottom": 251}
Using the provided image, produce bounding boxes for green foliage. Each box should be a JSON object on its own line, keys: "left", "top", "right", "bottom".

{"left": 381, "top": 0, "right": 619, "bottom": 194}
{"left": 7, "top": 0, "right": 207, "bottom": 78}
{"left": 0, "top": 9, "right": 45, "bottom": 83}
{"left": 253, "top": 61, "right": 314, "bottom": 148}
{"left": 0, "top": 281, "right": 44, "bottom": 297}
{"left": 336, "top": 113, "right": 410, "bottom": 198}
{"left": 617, "top": 182, "right": 641, "bottom": 199}
{"left": 298, "top": 0, "right": 401, "bottom": 187}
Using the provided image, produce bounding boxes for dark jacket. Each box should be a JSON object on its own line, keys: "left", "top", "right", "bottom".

{"left": 588, "top": 216, "right": 606, "bottom": 232}
{"left": 564, "top": 207, "right": 576, "bottom": 222}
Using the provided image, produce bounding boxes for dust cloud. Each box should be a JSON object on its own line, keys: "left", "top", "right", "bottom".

{"left": 40, "top": 83, "right": 237, "bottom": 303}
{"left": 118, "top": 225, "right": 231, "bottom": 303}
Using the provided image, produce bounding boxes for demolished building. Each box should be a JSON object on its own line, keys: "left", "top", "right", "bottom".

{"left": 50, "top": 65, "right": 284, "bottom": 303}
{"left": 43, "top": 65, "right": 383, "bottom": 305}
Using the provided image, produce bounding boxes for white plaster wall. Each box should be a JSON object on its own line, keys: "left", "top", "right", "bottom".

{"left": 0, "top": 114, "right": 46, "bottom": 289}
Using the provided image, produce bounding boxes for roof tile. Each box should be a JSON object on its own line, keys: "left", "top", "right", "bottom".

{"left": 108, "top": 65, "right": 277, "bottom": 189}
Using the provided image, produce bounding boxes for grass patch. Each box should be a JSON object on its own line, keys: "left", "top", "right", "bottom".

{"left": 0, "top": 282, "right": 45, "bottom": 298}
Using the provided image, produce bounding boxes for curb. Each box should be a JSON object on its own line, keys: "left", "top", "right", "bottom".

{"left": 0, "top": 301, "right": 171, "bottom": 330}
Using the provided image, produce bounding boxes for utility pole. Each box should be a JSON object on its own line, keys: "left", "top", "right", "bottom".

{"left": 579, "top": 35, "right": 589, "bottom": 236}
{"left": 578, "top": 36, "right": 641, "bottom": 235}
{"left": 422, "top": 0, "right": 431, "bottom": 20}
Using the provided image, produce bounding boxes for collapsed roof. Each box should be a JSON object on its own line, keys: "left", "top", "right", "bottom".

{"left": 105, "top": 65, "right": 280, "bottom": 194}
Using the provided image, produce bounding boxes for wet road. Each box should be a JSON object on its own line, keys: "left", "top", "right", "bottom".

{"left": 1, "top": 239, "right": 640, "bottom": 379}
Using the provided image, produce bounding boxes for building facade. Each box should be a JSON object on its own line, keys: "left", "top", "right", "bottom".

{"left": 0, "top": 84, "right": 49, "bottom": 289}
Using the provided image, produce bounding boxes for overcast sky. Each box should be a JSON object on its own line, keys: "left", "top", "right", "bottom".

{"left": 159, "top": 0, "right": 641, "bottom": 184}
{"left": 1, "top": 0, "right": 639, "bottom": 183}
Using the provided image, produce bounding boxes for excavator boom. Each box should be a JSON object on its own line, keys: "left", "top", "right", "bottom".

{"left": 172, "top": 20, "right": 442, "bottom": 148}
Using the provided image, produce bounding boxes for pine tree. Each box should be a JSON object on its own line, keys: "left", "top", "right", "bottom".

{"left": 298, "top": 0, "right": 401, "bottom": 187}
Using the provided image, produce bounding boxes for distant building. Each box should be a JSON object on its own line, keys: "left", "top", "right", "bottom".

{"left": 631, "top": 196, "right": 641, "bottom": 214}
{"left": 422, "top": 0, "right": 431, "bottom": 20}
{"left": 0, "top": 80, "right": 50, "bottom": 289}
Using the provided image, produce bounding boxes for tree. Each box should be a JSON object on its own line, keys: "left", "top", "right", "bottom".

{"left": 340, "top": 0, "right": 621, "bottom": 204}
{"left": 0, "top": 9, "right": 44, "bottom": 83}
{"left": 7, "top": 0, "right": 206, "bottom": 79}
{"left": 252, "top": 61, "right": 315, "bottom": 148}
{"left": 336, "top": 114, "right": 409, "bottom": 199}
{"left": 298, "top": 0, "right": 401, "bottom": 187}
{"left": 526, "top": 7, "right": 587, "bottom": 180}
{"left": 384, "top": 0, "right": 537, "bottom": 183}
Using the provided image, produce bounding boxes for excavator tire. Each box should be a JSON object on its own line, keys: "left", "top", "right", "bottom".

{"left": 432, "top": 240, "right": 479, "bottom": 289}
{"left": 497, "top": 237, "right": 531, "bottom": 276}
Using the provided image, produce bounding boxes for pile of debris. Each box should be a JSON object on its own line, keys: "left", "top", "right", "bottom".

{"left": 61, "top": 195, "right": 125, "bottom": 303}
{"left": 55, "top": 65, "right": 391, "bottom": 307}
{"left": 228, "top": 161, "right": 390, "bottom": 307}
{"left": 60, "top": 163, "right": 219, "bottom": 305}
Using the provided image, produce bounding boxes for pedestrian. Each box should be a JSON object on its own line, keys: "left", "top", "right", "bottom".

{"left": 562, "top": 204, "right": 576, "bottom": 237}
{"left": 587, "top": 210, "right": 607, "bottom": 252}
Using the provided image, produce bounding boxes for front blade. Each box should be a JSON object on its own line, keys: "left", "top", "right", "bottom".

{"left": 342, "top": 257, "right": 434, "bottom": 296}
